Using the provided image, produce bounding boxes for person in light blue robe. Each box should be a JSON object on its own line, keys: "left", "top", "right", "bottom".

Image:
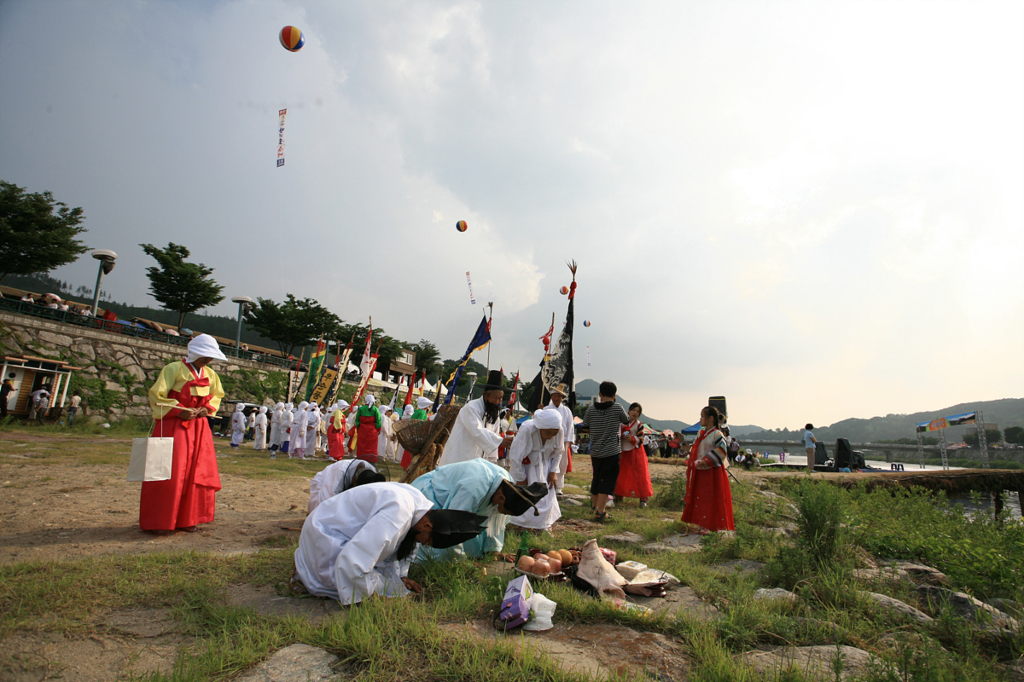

{"left": 411, "top": 459, "right": 544, "bottom": 561}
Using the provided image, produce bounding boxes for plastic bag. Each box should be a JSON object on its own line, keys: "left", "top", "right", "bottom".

{"left": 523, "top": 593, "right": 557, "bottom": 632}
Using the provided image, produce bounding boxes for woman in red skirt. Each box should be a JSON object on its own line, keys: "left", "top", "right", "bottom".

{"left": 680, "top": 405, "right": 734, "bottom": 533}
{"left": 140, "top": 334, "right": 226, "bottom": 535}
{"left": 614, "top": 402, "right": 653, "bottom": 507}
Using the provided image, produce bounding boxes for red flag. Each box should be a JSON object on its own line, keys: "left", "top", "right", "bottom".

{"left": 507, "top": 370, "right": 520, "bottom": 409}
{"left": 403, "top": 374, "right": 414, "bottom": 408}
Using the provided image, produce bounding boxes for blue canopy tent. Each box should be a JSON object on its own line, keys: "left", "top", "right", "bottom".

{"left": 680, "top": 422, "right": 701, "bottom": 435}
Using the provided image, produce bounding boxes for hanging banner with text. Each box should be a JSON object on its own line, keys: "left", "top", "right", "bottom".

{"left": 916, "top": 411, "right": 976, "bottom": 432}
{"left": 277, "top": 109, "right": 287, "bottom": 167}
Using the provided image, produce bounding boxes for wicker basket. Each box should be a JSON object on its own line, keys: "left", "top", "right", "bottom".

{"left": 393, "top": 405, "right": 461, "bottom": 456}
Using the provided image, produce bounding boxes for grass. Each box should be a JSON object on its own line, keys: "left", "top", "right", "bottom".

{"left": 1, "top": 439, "right": 1023, "bottom": 680}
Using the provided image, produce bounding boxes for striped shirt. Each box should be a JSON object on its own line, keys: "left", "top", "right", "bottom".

{"left": 580, "top": 401, "right": 629, "bottom": 458}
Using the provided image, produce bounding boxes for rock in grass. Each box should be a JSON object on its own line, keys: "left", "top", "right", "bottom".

{"left": 753, "top": 588, "right": 798, "bottom": 603}
{"left": 643, "top": 541, "right": 700, "bottom": 554}
{"left": 561, "top": 498, "right": 584, "bottom": 506}
{"left": 861, "top": 592, "right": 933, "bottom": 624}
{"left": 603, "top": 532, "right": 645, "bottom": 544}
{"left": 852, "top": 567, "right": 910, "bottom": 583}
{"left": 917, "top": 586, "right": 1020, "bottom": 630}
{"left": 740, "top": 645, "right": 878, "bottom": 681}
{"left": 878, "top": 560, "right": 948, "bottom": 586}
{"left": 237, "top": 643, "right": 339, "bottom": 682}
{"left": 987, "top": 598, "right": 1024, "bottom": 620}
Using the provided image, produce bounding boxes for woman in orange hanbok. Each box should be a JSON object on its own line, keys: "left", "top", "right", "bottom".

{"left": 614, "top": 403, "right": 654, "bottom": 507}
{"left": 680, "top": 405, "right": 734, "bottom": 533}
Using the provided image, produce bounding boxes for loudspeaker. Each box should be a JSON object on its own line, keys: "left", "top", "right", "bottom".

{"left": 708, "top": 396, "right": 727, "bottom": 423}
{"left": 836, "top": 439, "right": 853, "bottom": 469}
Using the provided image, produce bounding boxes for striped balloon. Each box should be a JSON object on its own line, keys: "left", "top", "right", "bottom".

{"left": 279, "top": 26, "right": 305, "bottom": 52}
{"left": 559, "top": 286, "right": 569, "bottom": 295}
{"left": 456, "top": 220, "right": 468, "bottom": 232}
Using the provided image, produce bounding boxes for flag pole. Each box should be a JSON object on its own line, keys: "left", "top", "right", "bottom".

{"left": 485, "top": 302, "right": 494, "bottom": 373}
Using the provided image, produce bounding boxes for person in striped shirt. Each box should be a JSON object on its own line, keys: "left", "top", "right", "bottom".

{"left": 578, "top": 381, "right": 629, "bottom": 521}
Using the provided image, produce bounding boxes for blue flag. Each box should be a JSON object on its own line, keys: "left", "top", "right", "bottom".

{"left": 436, "top": 315, "right": 491, "bottom": 409}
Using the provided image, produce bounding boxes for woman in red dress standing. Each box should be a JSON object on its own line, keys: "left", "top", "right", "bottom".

{"left": 326, "top": 399, "right": 350, "bottom": 461}
{"left": 614, "top": 402, "right": 654, "bottom": 508}
{"left": 680, "top": 405, "right": 734, "bottom": 533}
{"left": 140, "top": 334, "right": 226, "bottom": 535}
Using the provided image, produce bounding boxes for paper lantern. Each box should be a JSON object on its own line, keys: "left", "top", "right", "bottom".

{"left": 279, "top": 26, "right": 305, "bottom": 52}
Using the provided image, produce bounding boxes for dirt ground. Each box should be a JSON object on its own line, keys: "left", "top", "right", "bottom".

{"left": 0, "top": 434, "right": 313, "bottom": 565}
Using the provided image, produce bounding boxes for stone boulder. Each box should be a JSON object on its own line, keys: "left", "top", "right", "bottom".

{"left": 917, "top": 586, "right": 1020, "bottom": 630}
{"left": 740, "top": 645, "right": 877, "bottom": 681}
{"left": 753, "top": 588, "right": 798, "bottom": 604}
{"left": 879, "top": 559, "right": 948, "bottom": 586}
{"left": 861, "top": 591, "right": 933, "bottom": 625}
{"left": 237, "top": 643, "right": 339, "bottom": 682}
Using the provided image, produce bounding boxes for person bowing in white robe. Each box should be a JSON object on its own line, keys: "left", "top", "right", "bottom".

{"left": 253, "top": 406, "right": 268, "bottom": 450}
{"left": 307, "top": 459, "right": 385, "bottom": 513}
{"left": 508, "top": 408, "right": 564, "bottom": 531}
{"left": 437, "top": 370, "right": 514, "bottom": 467}
{"left": 293, "top": 483, "right": 488, "bottom": 605}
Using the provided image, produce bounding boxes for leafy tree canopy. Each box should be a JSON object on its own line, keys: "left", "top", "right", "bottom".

{"left": 1005, "top": 426, "right": 1024, "bottom": 446}
{"left": 244, "top": 294, "right": 343, "bottom": 358}
{"left": 0, "top": 180, "right": 88, "bottom": 282}
{"left": 140, "top": 243, "right": 225, "bottom": 329}
{"left": 963, "top": 429, "right": 1002, "bottom": 447}
{"left": 409, "top": 339, "right": 441, "bottom": 377}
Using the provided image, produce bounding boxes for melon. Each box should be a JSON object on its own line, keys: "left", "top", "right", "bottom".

{"left": 558, "top": 549, "right": 572, "bottom": 565}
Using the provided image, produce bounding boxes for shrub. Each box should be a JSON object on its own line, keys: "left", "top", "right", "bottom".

{"left": 652, "top": 475, "right": 686, "bottom": 509}
{"left": 793, "top": 481, "right": 844, "bottom": 566}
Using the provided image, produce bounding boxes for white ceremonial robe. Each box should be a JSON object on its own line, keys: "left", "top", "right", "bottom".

{"left": 305, "top": 411, "right": 321, "bottom": 457}
{"left": 231, "top": 411, "right": 246, "bottom": 446}
{"left": 291, "top": 410, "right": 308, "bottom": 456}
{"left": 294, "top": 483, "right": 433, "bottom": 605}
{"left": 378, "top": 415, "right": 396, "bottom": 462}
{"left": 508, "top": 420, "right": 563, "bottom": 530}
{"left": 308, "top": 459, "right": 377, "bottom": 513}
{"left": 437, "top": 397, "right": 504, "bottom": 466}
{"left": 253, "top": 412, "right": 267, "bottom": 450}
{"left": 269, "top": 409, "right": 282, "bottom": 449}
{"left": 544, "top": 402, "right": 575, "bottom": 491}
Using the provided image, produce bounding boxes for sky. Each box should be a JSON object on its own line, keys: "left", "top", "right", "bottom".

{"left": 1, "top": 0, "right": 1022, "bottom": 429}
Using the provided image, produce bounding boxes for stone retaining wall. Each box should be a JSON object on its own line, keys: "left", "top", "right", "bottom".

{"left": 0, "top": 312, "right": 290, "bottom": 422}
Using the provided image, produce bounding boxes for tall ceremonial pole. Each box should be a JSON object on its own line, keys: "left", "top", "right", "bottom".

{"left": 485, "top": 301, "right": 494, "bottom": 373}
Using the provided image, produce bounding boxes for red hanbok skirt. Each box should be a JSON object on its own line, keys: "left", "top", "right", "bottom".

{"left": 680, "top": 465, "right": 734, "bottom": 531}
{"left": 355, "top": 416, "right": 379, "bottom": 463}
{"left": 327, "top": 423, "right": 346, "bottom": 461}
{"left": 614, "top": 446, "right": 653, "bottom": 499}
{"left": 139, "top": 411, "right": 220, "bottom": 531}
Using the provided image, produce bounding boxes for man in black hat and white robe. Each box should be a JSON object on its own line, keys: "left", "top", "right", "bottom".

{"left": 294, "top": 482, "right": 487, "bottom": 605}
{"left": 437, "top": 370, "right": 515, "bottom": 467}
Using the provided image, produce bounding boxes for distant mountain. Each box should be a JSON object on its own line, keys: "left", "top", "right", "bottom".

{"left": 741, "top": 398, "right": 1024, "bottom": 443}
{"left": 572, "top": 379, "right": 764, "bottom": 435}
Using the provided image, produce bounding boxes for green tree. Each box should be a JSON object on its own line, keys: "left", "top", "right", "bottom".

{"left": 0, "top": 181, "right": 88, "bottom": 282}
{"left": 1004, "top": 426, "right": 1024, "bottom": 446}
{"left": 140, "top": 243, "right": 225, "bottom": 328}
{"left": 409, "top": 339, "right": 441, "bottom": 377}
{"left": 244, "top": 294, "right": 344, "bottom": 357}
{"left": 963, "top": 429, "right": 1002, "bottom": 447}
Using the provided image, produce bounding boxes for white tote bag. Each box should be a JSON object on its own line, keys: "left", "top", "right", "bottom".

{"left": 127, "top": 417, "right": 174, "bottom": 482}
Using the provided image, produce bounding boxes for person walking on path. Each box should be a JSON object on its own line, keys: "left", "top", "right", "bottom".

{"left": 66, "top": 391, "right": 82, "bottom": 427}
{"left": 680, "top": 405, "right": 734, "bottom": 533}
{"left": 230, "top": 403, "right": 246, "bottom": 448}
{"left": 577, "top": 381, "right": 629, "bottom": 521}
{"left": 803, "top": 423, "right": 817, "bottom": 472}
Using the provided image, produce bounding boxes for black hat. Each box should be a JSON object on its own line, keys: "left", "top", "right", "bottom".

{"left": 499, "top": 480, "right": 547, "bottom": 517}
{"left": 480, "top": 370, "right": 510, "bottom": 392}
{"left": 428, "top": 509, "right": 489, "bottom": 549}
{"left": 353, "top": 469, "right": 386, "bottom": 487}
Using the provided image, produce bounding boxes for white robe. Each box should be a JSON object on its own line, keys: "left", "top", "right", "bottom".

{"left": 231, "top": 411, "right": 246, "bottom": 446}
{"left": 280, "top": 410, "right": 294, "bottom": 448}
{"left": 308, "top": 459, "right": 377, "bottom": 513}
{"left": 378, "top": 415, "right": 396, "bottom": 462}
{"left": 269, "top": 409, "right": 283, "bottom": 449}
{"left": 544, "top": 402, "right": 575, "bottom": 490}
{"left": 253, "top": 411, "right": 267, "bottom": 450}
{"left": 437, "top": 397, "right": 503, "bottom": 466}
{"left": 305, "top": 410, "right": 321, "bottom": 457}
{"left": 508, "top": 420, "right": 563, "bottom": 530}
{"left": 294, "top": 483, "right": 433, "bottom": 605}
{"left": 291, "top": 410, "right": 308, "bottom": 456}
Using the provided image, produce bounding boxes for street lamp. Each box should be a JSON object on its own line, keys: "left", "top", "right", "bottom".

{"left": 466, "top": 371, "right": 477, "bottom": 403}
{"left": 90, "top": 250, "right": 117, "bottom": 316}
{"left": 231, "top": 296, "right": 253, "bottom": 358}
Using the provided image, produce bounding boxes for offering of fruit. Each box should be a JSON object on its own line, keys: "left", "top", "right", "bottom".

{"left": 517, "top": 555, "right": 535, "bottom": 572}
{"left": 545, "top": 553, "right": 562, "bottom": 573}
{"left": 558, "top": 549, "right": 573, "bottom": 565}
{"left": 532, "top": 558, "right": 551, "bottom": 577}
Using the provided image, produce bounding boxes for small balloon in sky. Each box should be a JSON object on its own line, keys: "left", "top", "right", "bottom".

{"left": 456, "top": 220, "right": 468, "bottom": 232}
{"left": 559, "top": 286, "right": 569, "bottom": 295}
{"left": 279, "top": 26, "right": 305, "bottom": 52}
{"left": 583, "top": 320, "right": 592, "bottom": 327}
